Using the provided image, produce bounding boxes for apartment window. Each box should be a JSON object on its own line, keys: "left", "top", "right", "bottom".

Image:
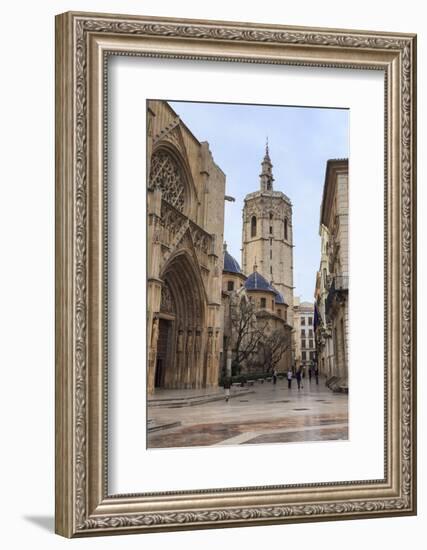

{"left": 278, "top": 309, "right": 282, "bottom": 317}
{"left": 272, "top": 300, "right": 275, "bottom": 309}
{"left": 251, "top": 215, "right": 257, "bottom": 237}
{"left": 260, "top": 297, "right": 266, "bottom": 308}
{"left": 309, "top": 329, "right": 313, "bottom": 338}
{"left": 309, "top": 340, "right": 314, "bottom": 348}
{"left": 270, "top": 213, "right": 273, "bottom": 220}
{"left": 301, "top": 329, "right": 305, "bottom": 337}
{"left": 302, "top": 339, "right": 306, "bottom": 348}
{"left": 227, "top": 280, "right": 234, "bottom": 291}
{"left": 310, "top": 352, "right": 315, "bottom": 361}
{"left": 308, "top": 316, "right": 313, "bottom": 325}
{"left": 284, "top": 218, "right": 288, "bottom": 240}
{"left": 302, "top": 351, "right": 306, "bottom": 361}
{"left": 301, "top": 318, "right": 305, "bottom": 326}
{"left": 269, "top": 225, "right": 273, "bottom": 234}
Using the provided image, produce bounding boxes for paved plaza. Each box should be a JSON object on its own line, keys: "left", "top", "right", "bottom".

{"left": 147, "top": 377, "right": 348, "bottom": 449}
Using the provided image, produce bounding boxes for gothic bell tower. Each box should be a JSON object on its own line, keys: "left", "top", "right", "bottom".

{"left": 241, "top": 142, "right": 294, "bottom": 326}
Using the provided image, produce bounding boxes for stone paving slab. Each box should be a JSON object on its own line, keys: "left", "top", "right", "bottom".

{"left": 147, "top": 377, "right": 348, "bottom": 449}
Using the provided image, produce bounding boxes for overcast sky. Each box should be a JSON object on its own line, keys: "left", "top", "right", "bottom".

{"left": 169, "top": 100, "right": 349, "bottom": 303}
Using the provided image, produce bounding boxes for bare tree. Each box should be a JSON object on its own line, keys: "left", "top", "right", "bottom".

{"left": 230, "top": 297, "right": 267, "bottom": 374}
{"left": 259, "top": 328, "right": 291, "bottom": 373}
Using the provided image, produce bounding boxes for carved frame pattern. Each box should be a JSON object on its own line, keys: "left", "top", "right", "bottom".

{"left": 55, "top": 11, "right": 416, "bottom": 537}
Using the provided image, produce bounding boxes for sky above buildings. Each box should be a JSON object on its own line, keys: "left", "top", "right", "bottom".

{"left": 169, "top": 100, "right": 349, "bottom": 303}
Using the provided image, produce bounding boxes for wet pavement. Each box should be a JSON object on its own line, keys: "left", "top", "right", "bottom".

{"left": 147, "top": 377, "right": 348, "bottom": 449}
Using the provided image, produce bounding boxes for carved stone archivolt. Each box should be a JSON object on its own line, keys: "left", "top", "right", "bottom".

{"left": 160, "top": 281, "right": 175, "bottom": 314}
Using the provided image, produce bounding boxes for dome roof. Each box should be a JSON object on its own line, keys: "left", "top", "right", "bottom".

{"left": 223, "top": 245, "right": 242, "bottom": 274}
{"left": 272, "top": 287, "right": 287, "bottom": 305}
{"left": 244, "top": 271, "right": 275, "bottom": 293}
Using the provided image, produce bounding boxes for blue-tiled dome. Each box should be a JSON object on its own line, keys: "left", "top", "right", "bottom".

{"left": 223, "top": 247, "right": 242, "bottom": 274}
{"left": 244, "top": 271, "right": 275, "bottom": 292}
{"left": 272, "top": 287, "right": 287, "bottom": 305}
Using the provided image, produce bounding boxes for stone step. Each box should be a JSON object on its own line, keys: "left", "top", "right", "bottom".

{"left": 147, "top": 420, "right": 182, "bottom": 433}
{"left": 148, "top": 389, "right": 254, "bottom": 408}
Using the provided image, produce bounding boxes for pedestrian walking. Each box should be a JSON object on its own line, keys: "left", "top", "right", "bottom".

{"left": 295, "top": 368, "right": 302, "bottom": 390}
{"left": 224, "top": 376, "right": 231, "bottom": 402}
{"left": 287, "top": 369, "right": 292, "bottom": 389}
{"left": 272, "top": 368, "right": 278, "bottom": 385}
{"left": 314, "top": 367, "right": 319, "bottom": 385}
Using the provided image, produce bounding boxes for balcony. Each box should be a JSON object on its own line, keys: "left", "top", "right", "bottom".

{"left": 325, "top": 275, "right": 348, "bottom": 318}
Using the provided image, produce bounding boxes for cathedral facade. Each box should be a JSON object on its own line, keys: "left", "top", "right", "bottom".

{"left": 147, "top": 101, "right": 295, "bottom": 393}
{"left": 147, "top": 101, "right": 225, "bottom": 394}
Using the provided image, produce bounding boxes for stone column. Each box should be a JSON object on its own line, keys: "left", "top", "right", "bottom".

{"left": 185, "top": 329, "right": 194, "bottom": 388}
{"left": 194, "top": 328, "right": 203, "bottom": 387}
{"left": 175, "top": 328, "right": 185, "bottom": 388}
{"left": 147, "top": 317, "right": 159, "bottom": 394}
{"left": 211, "top": 329, "right": 220, "bottom": 386}
{"left": 206, "top": 329, "right": 214, "bottom": 387}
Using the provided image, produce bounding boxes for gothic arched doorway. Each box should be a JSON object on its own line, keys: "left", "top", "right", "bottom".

{"left": 155, "top": 249, "right": 207, "bottom": 389}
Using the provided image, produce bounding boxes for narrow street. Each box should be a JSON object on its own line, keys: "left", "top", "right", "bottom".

{"left": 147, "top": 377, "right": 348, "bottom": 449}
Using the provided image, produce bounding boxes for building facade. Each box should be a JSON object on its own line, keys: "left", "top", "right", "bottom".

{"left": 147, "top": 101, "right": 226, "bottom": 393}
{"left": 314, "top": 224, "right": 334, "bottom": 378}
{"left": 294, "top": 300, "right": 315, "bottom": 373}
{"left": 314, "top": 159, "right": 349, "bottom": 391}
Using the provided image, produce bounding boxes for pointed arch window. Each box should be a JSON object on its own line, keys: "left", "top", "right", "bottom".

{"left": 251, "top": 215, "right": 257, "bottom": 237}
{"left": 284, "top": 218, "right": 288, "bottom": 240}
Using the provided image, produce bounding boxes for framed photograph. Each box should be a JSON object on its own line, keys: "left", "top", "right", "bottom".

{"left": 55, "top": 11, "right": 417, "bottom": 537}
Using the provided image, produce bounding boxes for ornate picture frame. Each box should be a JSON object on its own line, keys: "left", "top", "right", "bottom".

{"left": 55, "top": 11, "right": 416, "bottom": 537}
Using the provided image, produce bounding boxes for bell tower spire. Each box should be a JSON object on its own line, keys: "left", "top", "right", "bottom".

{"left": 242, "top": 138, "right": 294, "bottom": 327}
{"left": 260, "top": 138, "right": 274, "bottom": 191}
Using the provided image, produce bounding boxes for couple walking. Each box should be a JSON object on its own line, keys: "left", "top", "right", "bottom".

{"left": 287, "top": 368, "right": 303, "bottom": 390}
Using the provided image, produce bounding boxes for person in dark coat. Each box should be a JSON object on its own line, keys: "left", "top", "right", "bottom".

{"left": 314, "top": 367, "right": 319, "bottom": 385}
{"left": 295, "top": 369, "right": 302, "bottom": 390}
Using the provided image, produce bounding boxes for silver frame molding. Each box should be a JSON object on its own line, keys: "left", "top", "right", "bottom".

{"left": 55, "top": 11, "right": 417, "bottom": 537}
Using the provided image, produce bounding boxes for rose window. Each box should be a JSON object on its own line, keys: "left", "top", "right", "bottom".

{"left": 149, "top": 150, "right": 186, "bottom": 212}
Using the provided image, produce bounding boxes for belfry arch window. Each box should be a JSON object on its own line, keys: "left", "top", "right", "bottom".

{"left": 251, "top": 215, "right": 257, "bottom": 237}
{"left": 149, "top": 149, "right": 186, "bottom": 212}
{"left": 284, "top": 218, "right": 288, "bottom": 240}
